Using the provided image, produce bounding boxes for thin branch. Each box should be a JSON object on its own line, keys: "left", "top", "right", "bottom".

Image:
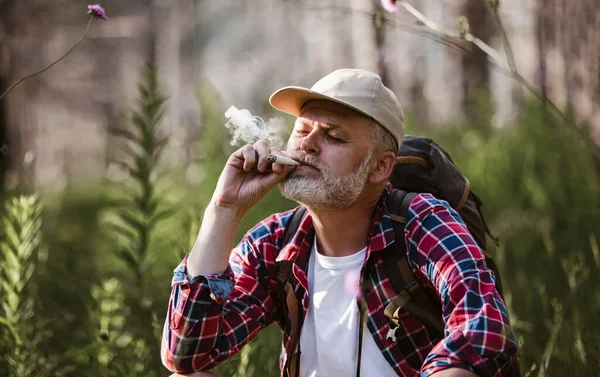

{"left": 288, "top": 1, "right": 507, "bottom": 76}
{"left": 0, "top": 16, "right": 94, "bottom": 100}
{"left": 491, "top": 7, "right": 518, "bottom": 74}
{"left": 399, "top": 1, "right": 508, "bottom": 69}
{"left": 398, "top": 1, "right": 599, "bottom": 159}
{"left": 288, "top": 1, "right": 477, "bottom": 60}
{"left": 395, "top": 1, "right": 578, "bottom": 139}
{"left": 390, "top": 24, "right": 477, "bottom": 59}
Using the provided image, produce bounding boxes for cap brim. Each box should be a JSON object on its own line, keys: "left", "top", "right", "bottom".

{"left": 269, "top": 86, "right": 373, "bottom": 120}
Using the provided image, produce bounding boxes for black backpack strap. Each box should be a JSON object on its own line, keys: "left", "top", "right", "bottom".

{"left": 281, "top": 207, "right": 308, "bottom": 248}
{"left": 274, "top": 207, "right": 308, "bottom": 377}
{"left": 383, "top": 189, "right": 445, "bottom": 342}
{"left": 274, "top": 260, "right": 302, "bottom": 377}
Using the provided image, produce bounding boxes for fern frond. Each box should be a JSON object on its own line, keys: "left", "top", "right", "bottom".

{"left": 100, "top": 63, "right": 173, "bottom": 376}
{"left": 0, "top": 195, "right": 45, "bottom": 377}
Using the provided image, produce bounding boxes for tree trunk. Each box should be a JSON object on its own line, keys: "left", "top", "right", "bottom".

{"left": 373, "top": 9, "right": 389, "bottom": 86}
{"left": 0, "top": 0, "right": 16, "bottom": 188}
{"left": 461, "top": 0, "right": 494, "bottom": 126}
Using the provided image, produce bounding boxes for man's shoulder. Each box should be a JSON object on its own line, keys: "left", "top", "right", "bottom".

{"left": 408, "top": 193, "right": 454, "bottom": 216}
{"left": 404, "top": 193, "right": 462, "bottom": 230}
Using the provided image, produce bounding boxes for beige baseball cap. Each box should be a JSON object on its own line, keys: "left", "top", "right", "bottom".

{"left": 269, "top": 68, "right": 405, "bottom": 147}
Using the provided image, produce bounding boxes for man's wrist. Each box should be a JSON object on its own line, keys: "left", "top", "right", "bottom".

{"left": 186, "top": 200, "right": 244, "bottom": 277}
{"left": 208, "top": 198, "right": 246, "bottom": 223}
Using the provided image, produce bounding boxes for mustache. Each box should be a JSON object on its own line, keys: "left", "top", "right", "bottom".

{"left": 288, "top": 153, "right": 323, "bottom": 170}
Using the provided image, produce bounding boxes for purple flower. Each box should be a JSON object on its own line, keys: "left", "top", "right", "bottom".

{"left": 87, "top": 4, "right": 107, "bottom": 20}
{"left": 381, "top": 0, "right": 401, "bottom": 13}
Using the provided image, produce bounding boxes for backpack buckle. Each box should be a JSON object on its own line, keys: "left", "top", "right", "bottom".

{"left": 386, "top": 325, "right": 398, "bottom": 342}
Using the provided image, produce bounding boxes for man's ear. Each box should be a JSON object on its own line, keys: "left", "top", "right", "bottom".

{"left": 369, "top": 151, "right": 396, "bottom": 185}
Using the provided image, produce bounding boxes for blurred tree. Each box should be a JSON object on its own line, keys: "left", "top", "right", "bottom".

{"left": 373, "top": 7, "right": 390, "bottom": 86}
{"left": 535, "top": 0, "right": 599, "bottom": 141}
{"left": 0, "top": 0, "right": 16, "bottom": 188}
{"left": 460, "top": 0, "right": 494, "bottom": 126}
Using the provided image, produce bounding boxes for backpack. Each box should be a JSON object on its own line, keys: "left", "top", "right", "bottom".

{"left": 273, "top": 135, "right": 520, "bottom": 377}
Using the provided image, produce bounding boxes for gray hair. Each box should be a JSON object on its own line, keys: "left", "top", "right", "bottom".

{"left": 369, "top": 119, "right": 399, "bottom": 154}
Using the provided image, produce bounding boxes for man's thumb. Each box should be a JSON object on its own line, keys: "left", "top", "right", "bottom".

{"left": 264, "top": 165, "right": 296, "bottom": 187}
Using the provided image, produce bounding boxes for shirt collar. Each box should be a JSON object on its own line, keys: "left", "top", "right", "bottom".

{"left": 365, "top": 183, "right": 396, "bottom": 257}
{"left": 277, "top": 183, "right": 396, "bottom": 279}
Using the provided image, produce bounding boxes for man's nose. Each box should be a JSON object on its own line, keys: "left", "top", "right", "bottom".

{"left": 300, "top": 129, "right": 320, "bottom": 154}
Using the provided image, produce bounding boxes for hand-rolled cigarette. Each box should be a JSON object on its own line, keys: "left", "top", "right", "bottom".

{"left": 266, "top": 154, "right": 300, "bottom": 166}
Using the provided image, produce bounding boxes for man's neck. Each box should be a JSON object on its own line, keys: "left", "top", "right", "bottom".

{"left": 307, "top": 191, "right": 382, "bottom": 258}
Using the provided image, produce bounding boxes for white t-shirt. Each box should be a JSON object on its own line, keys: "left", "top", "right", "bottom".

{"left": 299, "top": 237, "right": 398, "bottom": 377}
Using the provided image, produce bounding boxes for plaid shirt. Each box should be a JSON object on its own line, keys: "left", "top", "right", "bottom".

{"left": 161, "top": 185, "right": 519, "bottom": 376}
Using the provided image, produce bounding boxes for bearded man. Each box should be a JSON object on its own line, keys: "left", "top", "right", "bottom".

{"left": 161, "top": 69, "right": 519, "bottom": 377}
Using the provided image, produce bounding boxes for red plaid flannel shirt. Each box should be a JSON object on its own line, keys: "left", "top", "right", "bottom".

{"left": 161, "top": 185, "right": 519, "bottom": 376}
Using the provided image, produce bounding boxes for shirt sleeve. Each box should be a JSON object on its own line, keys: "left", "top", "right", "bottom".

{"left": 404, "top": 194, "right": 519, "bottom": 377}
{"left": 160, "top": 221, "right": 281, "bottom": 373}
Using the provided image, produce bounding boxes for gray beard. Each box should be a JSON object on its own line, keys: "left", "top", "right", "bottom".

{"left": 279, "top": 152, "right": 373, "bottom": 211}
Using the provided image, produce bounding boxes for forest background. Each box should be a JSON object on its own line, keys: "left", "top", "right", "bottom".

{"left": 0, "top": 0, "right": 599, "bottom": 376}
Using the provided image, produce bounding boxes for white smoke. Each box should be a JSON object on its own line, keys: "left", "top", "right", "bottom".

{"left": 224, "top": 106, "right": 285, "bottom": 148}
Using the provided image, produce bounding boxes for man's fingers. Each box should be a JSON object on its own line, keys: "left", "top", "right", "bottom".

{"left": 270, "top": 146, "right": 284, "bottom": 173}
{"left": 254, "top": 140, "right": 270, "bottom": 172}
{"left": 235, "top": 141, "right": 288, "bottom": 173}
{"left": 219, "top": 141, "right": 292, "bottom": 212}
{"left": 169, "top": 372, "right": 219, "bottom": 377}
{"left": 240, "top": 144, "right": 256, "bottom": 171}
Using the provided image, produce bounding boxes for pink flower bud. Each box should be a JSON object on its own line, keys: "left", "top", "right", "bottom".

{"left": 381, "top": 0, "right": 401, "bottom": 13}
{"left": 87, "top": 4, "right": 107, "bottom": 20}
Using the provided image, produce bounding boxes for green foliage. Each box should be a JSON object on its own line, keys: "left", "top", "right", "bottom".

{"left": 101, "top": 63, "right": 174, "bottom": 376}
{"left": 90, "top": 278, "right": 154, "bottom": 377}
{"left": 107, "top": 63, "right": 171, "bottom": 290}
{"left": 0, "top": 196, "right": 52, "bottom": 377}
{"left": 32, "top": 185, "right": 114, "bottom": 374}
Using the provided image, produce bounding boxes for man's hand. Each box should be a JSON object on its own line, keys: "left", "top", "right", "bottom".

{"left": 169, "top": 372, "right": 219, "bottom": 377}
{"left": 212, "top": 140, "right": 297, "bottom": 215}
{"left": 186, "top": 140, "right": 296, "bottom": 277}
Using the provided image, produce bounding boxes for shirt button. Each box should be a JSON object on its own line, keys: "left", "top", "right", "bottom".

{"left": 210, "top": 293, "right": 217, "bottom": 301}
